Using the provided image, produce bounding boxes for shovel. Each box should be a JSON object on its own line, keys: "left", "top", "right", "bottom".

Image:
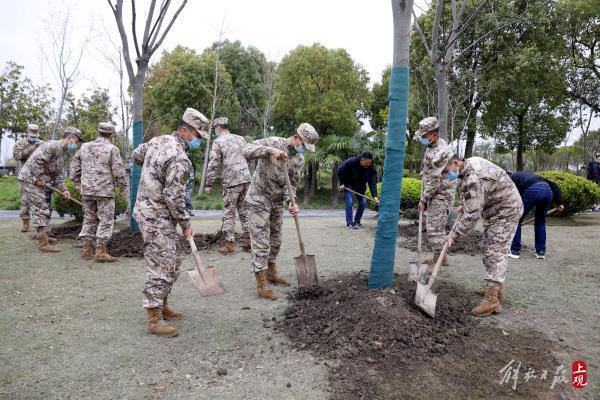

{"left": 408, "top": 210, "right": 428, "bottom": 283}
{"left": 186, "top": 236, "right": 225, "bottom": 296}
{"left": 523, "top": 207, "right": 558, "bottom": 225}
{"left": 415, "top": 242, "right": 449, "bottom": 318}
{"left": 46, "top": 184, "right": 83, "bottom": 207}
{"left": 343, "top": 187, "right": 378, "bottom": 203}
{"left": 284, "top": 165, "right": 318, "bottom": 286}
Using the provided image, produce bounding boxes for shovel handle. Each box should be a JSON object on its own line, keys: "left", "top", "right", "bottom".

{"left": 522, "top": 207, "right": 557, "bottom": 225}
{"left": 344, "top": 187, "right": 376, "bottom": 203}
{"left": 427, "top": 243, "right": 449, "bottom": 288}
{"left": 187, "top": 236, "right": 208, "bottom": 274}
{"left": 46, "top": 184, "right": 83, "bottom": 207}
{"left": 283, "top": 164, "right": 307, "bottom": 256}
{"left": 417, "top": 210, "right": 423, "bottom": 265}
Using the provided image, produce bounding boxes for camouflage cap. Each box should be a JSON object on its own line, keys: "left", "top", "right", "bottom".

{"left": 182, "top": 108, "right": 209, "bottom": 139}
{"left": 434, "top": 150, "right": 456, "bottom": 175}
{"left": 211, "top": 117, "right": 228, "bottom": 128}
{"left": 415, "top": 117, "right": 439, "bottom": 137}
{"left": 64, "top": 126, "right": 83, "bottom": 142}
{"left": 296, "top": 123, "right": 319, "bottom": 152}
{"left": 98, "top": 122, "right": 115, "bottom": 135}
{"left": 27, "top": 124, "right": 39, "bottom": 133}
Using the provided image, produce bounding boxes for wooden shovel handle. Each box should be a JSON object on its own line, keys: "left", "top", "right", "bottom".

{"left": 427, "top": 243, "right": 449, "bottom": 288}
{"left": 187, "top": 236, "right": 208, "bottom": 274}
{"left": 417, "top": 210, "right": 423, "bottom": 265}
{"left": 46, "top": 184, "right": 83, "bottom": 207}
{"left": 523, "top": 207, "right": 558, "bottom": 225}
{"left": 283, "top": 164, "right": 306, "bottom": 256}
{"left": 344, "top": 187, "right": 375, "bottom": 202}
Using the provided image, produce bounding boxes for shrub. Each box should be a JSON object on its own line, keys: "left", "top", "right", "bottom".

{"left": 0, "top": 176, "right": 21, "bottom": 210}
{"left": 52, "top": 178, "right": 128, "bottom": 222}
{"left": 538, "top": 171, "right": 600, "bottom": 215}
{"left": 368, "top": 177, "right": 421, "bottom": 211}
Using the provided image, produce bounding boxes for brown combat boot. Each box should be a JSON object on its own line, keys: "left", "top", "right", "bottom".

{"left": 162, "top": 296, "right": 182, "bottom": 320}
{"left": 82, "top": 241, "right": 94, "bottom": 260}
{"left": 217, "top": 241, "right": 235, "bottom": 255}
{"left": 267, "top": 262, "right": 290, "bottom": 286}
{"left": 472, "top": 282, "right": 502, "bottom": 317}
{"left": 146, "top": 308, "right": 177, "bottom": 336}
{"left": 48, "top": 237, "right": 59, "bottom": 245}
{"left": 37, "top": 234, "right": 61, "bottom": 253}
{"left": 241, "top": 237, "right": 251, "bottom": 252}
{"left": 94, "top": 244, "right": 118, "bottom": 263}
{"left": 474, "top": 285, "right": 505, "bottom": 302}
{"left": 255, "top": 271, "right": 277, "bottom": 300}
{"left": 21, "top": 219, "right": 29, "bottom": 233}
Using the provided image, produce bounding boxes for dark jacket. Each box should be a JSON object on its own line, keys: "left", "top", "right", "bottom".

{"left": 337, "top": 156, "right": 378, "bottom": 196}
{"left": 587, "top": 160, "right": 600, "bottom": 183}
{"left": 509, "top": 172, "right": 563, "bottom": 206}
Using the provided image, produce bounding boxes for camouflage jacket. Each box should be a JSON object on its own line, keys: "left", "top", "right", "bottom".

{"left": 243, "top": 137, "right": 304, "bottom": 209}
{"left": 70, "top": 137, "right": 128, "bottom": 198}
{"left": 421, "top": 138, "right": 456, "bottom": 203}
{"left": 450, "top": 157, "right": 523, "bottom": 239}
{"left": 17, "top": 140, "right": 67, "bottom": 192}
{"left": 132, "top": 133, "right": 191, "bottom": 229}
{"left": 205, "top": 131, "right": 251, "bottom": 188}
{"left": 13, "top": 138, "right": 42, "bottom": 163}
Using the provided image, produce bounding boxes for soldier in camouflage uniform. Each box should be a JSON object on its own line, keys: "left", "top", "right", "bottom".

{"left": 133, "top": 108, "right": 208, "bottom": 336}
{"left": 442, "top": 155, "right": 523, "bottom": 316}
{"left": 13, "top": 124, "right": 43, "bottom": 232}
{"left": 243, "top": 123, "right": 319, "bottom": 299}
{"left": 416, "top": 117, "right": 456, "bottom": 268}
{"left": 70, "top": 122, "right": 128, "bottom": 263}
{"left": 205, "top": 117, "right": 252, "bottom": 254}
{"left": 18, "top": 129, "right": 83, "bottom": 252}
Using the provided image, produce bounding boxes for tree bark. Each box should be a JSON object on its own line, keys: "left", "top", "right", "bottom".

{"left": 331, "top": 164, "right": 339, "bottom": 203}
{"left": 303, "top": 163, "right": 312, "bottom": 204}
{"left": 434, "top": 64, "right": 449, "bottom": 140}
{"left": 516, "top": 114, "right": 524, "bottom": 171}
{"left": 464, "top": 112, "right": 477, "bottom": 158}
{"left": 310, "top": 163, "right": 318, "bottom": 198}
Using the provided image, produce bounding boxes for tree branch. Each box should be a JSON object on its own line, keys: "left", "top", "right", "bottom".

{"left": 150, "top": 0, "right": 187, "bottom": 53}
{"left": 412, "top": 10, "right": 432, "bottom": 58}
{"left": 430, "top": 0, "right": 444, "bottom": 62}
{"left": 130, "top": 0, "right": 141, "bottom": 59}
{"left": 141, "top": 0, "right": 157, "bottom": 50}
{"left": 107, "top": 0, "right": 135, "bottom": 85}
{"left": 148, "top": 0, "right": 169, "bottom": 47}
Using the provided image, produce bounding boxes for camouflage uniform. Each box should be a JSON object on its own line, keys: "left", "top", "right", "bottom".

{"left": 70, "top": 135, "right": 128, "bottom": 244}
{"left": 205, "top": 129, "right": 251, "bottom": 242}
{"left": 421, "top": 138, "right": 456, "bottom": 252}
{"left": 448, "top": 157, "right": 523, "bottom": 283}
{"left": 133, "top": 133, "right": 192, "bottom": 309}
{"left": 13, "top": 137, "right": 42, "bottom": 220}
{"left": 17, "top": 140, "right": 68, "bottom": 229}
{"left": 243, "top": 137, "right": 304, "bottom": 273}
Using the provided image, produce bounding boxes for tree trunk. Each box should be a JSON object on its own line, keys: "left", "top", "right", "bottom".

{"left": 516, "top": 114, "right": 524, "bottom": 171}
{"left": 331, "top": 164, "right": 339, "bottom": 203}
{"left": 51, "top": 87, "right": 68, "bottom": 139}
{"left": 129, "top": 64, "right": 148, "bottom": 231}
{"left": 303, "top": 163, "right": 312, "bottom": 204}
{"left": 199, "top": 49, "right": 221, "bottom": 194}
{"left": 310, "top": 163, "right": 318, "bottom": 198}
{"left": 464, "top": 113, "right": 476, "bottom": 158}
{"left": 434, "top": 64, "right": 449, "bottom": 141}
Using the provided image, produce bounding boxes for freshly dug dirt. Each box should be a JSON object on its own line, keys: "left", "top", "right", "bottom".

{"left": 105, "top": 229, "right": 246, "bottom": 258}
{"left": 398, "top": 221, "right": 482, "bottom": 255}
{"left": 47, "top": 224, "right": 82, "bottom": 240}
{"left": 277, "top": 272, "right": 560, "bottom": 400}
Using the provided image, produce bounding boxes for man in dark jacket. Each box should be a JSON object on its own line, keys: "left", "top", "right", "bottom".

{"left": 508, "top": 172, "right": 565, "bottom": 260}
{"left": 337, "top": 152, "right": 379, "bottom": 229}
{"left": 587, "top": 154, "right": 600, "bottom": 184}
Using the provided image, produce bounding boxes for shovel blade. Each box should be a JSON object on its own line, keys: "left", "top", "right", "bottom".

{"left": 187, "top": 267, "right": 225, "bottom": 297}
{"left": 415, "top": 282, "right": 437, "bottom": 318}
{"left": 409, "top": 262, "right": 429, "bottom": 283}
{"left": 294, "top": 253, "right": 318, "bottom": 286}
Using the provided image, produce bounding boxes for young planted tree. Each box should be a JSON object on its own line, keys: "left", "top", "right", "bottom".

{"left": 107, "top": 0, "right": 188, "bottom": 230}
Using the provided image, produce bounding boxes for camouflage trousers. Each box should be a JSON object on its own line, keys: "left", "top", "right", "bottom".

{"left": 79, "top": 195, "right": 115, "bottom": 244}
{"left": 140, "top": 223, "right": 182, "bottom": 309}
{"left": 248, "top": 202, "right": 283, "bottom": 273}
{"left": 426, "top": 193, "right": 453, "bottom": 252}
{"left": 481, "top": 212, "right": 521, "bottom": 284}
{"left": 221, "top": 183, "right": 250, "bottom": 242}
{"left": 19, "top": 182, "right": 31, "bottom": 220}
{"left": 18, "top": 181, "right": 51, "bottom": 229}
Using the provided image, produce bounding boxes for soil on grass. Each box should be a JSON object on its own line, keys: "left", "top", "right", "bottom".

{"left": 106, "top": 229, "right": 246, "bottom": 258}
{"left": 276, "top": 272, "right": 562, "bottom": 400}
{"left": 47, "top": 224, "right": 82, "bottom": 240}
{"left": 397, "top": 221, "right": 483, "bottom": 255}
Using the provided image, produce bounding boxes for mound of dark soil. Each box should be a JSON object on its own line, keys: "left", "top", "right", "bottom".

{"left": 48, "top": 224, "right": 82, "bottom": 240}
{"left": 398, "top": 221, "right": 482, "bottom": 255}
{"left": 276, "top": 272, "right": 561, "bottom": 400}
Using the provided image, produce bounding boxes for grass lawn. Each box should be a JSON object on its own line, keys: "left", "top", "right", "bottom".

{"left": 0, "top": 176, "right": 20, "bottom": 210}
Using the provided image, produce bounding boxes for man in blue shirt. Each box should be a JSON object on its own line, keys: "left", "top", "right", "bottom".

{"left": 337, "top": 152, "right": 379, "bottom": 229}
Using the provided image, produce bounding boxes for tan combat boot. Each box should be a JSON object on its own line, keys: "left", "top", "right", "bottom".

{"left": 474, "top": 285, "right": 505, "bottom": 301}
{"left": 217, "top": 241, "right": 235, "bottom": 255}
{"left": 255, "top": 271, "right": 277, "bottom": 300}
{"left": 48, "top": 237, "right": 59, "bottom": 245}
{"left": 162, "top": 296, "right": 183, "bottom": 320}
{"left": 146, "top": 308, "right": 177, "bottom": 336}
{"left": 267, "top": 262, "right": 290, "bottom": 286}
{"left": 21, "top": 219, "right": 29, "bottom": 233}
{"left": 82, "top": 241, "right": 94, "bottom": 260}
{"left": 241, "top": 237, "right": 251, "bottom": 252}
{"left": 37, "top": 234, "right": 61, "bottom": 253}
{"left": 94, "top": 244, "right": 118, "bottom": 263}
{"left": 472, "top": 282, "right": 502, "bottom": 317}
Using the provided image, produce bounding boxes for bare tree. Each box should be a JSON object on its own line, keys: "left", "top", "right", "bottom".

{"left": 107, "top": 0, "right": 188, "bottom": 230}
{"left": 42, "top": 10, "right": 89, "bottom": 139}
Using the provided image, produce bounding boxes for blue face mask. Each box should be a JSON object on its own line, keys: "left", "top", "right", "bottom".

{"left": 186, "top": 136, "right": 202, "bottom": 151}
{"left": 68, "top": 143, "right": 78, "bottom": 151}
{"left": 27, "top": 136, "right": 39, "bottom": 144}
{"left": 444, "top": 169, "right": 459, "bottom": 181}
{"left": 294, "top": 145, "right": 305, "bottom": 154}
{"left": 420, "top": 137, "right": 431, "bottom": 146}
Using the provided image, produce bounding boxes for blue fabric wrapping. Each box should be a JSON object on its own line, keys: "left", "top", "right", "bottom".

{"left": 368, "top": 66, "right": 409, "bottom": 288}
{"left": 129, "top": 119, "right": 143, "bottom": 232}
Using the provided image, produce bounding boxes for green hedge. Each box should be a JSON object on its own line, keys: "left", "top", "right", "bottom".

{"left": 538, "top": 171, "right": 600, "bottom": 216}
{"left": 368, "top": 177, "right": 421, "bottom": 211}
{"left": 52, "top": 178, "right": 128, "bottom": 221}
